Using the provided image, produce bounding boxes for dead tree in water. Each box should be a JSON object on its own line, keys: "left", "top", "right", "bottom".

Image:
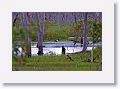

{"left": 62, "top": 46, "right": 66, "bottom": 55}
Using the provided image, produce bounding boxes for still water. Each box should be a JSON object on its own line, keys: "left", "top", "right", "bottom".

{"left": 18, "top": 41, "right": 101, "bottom": 56}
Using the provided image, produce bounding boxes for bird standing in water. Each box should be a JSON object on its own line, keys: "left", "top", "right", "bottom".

{"left": 73, "top": 40, "right": 77, "bottom": 47}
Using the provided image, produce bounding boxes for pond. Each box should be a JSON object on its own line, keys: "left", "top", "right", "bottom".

{"left": 18, "top": 41, "right": 102, "bottom": 56}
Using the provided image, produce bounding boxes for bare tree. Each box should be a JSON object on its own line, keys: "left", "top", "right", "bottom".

{"left": 19, "top": 12, "right": 31, "bottom": 57}
{"left": 81, "top": 12, "right": 88, "bottom": 52}
{"left": 35, "top": 12, "right": 45, "bottom": 55}
{"left": 57, "top": 12, "right": 60, "bottom": 30}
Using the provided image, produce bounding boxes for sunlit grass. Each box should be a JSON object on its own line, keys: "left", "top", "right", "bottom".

{"left": 12, "top": 50, "right": 102, "bottom": 71}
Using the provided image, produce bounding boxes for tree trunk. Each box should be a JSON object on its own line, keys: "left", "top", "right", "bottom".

{"left": 90, "top": 12, "right": 99, "bottom": 70}
{"left": 36, "top": 12, "right": 44, "bottom": 55}
{"left": 24, "top": 13, "right": 31, "bottom": 57}
{"left": 81, "top": 12, "right": 88, "bottom": 52}
{"left": 19, "top": 12, "right": 31, "bottom": 57}
{"left": 57, "top": 12, "right": 60, "bottom": 30}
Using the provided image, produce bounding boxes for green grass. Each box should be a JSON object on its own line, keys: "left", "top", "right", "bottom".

{"left": 12, "top": 51, "right": 102, "bottom": 71}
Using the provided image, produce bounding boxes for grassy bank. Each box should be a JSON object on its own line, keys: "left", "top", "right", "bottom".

{"left": 12, "top": 48, "right": 102, "bottom": 71}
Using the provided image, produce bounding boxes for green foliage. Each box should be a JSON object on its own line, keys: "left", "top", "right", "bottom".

{"left": 72, "top": 20, "right": 83, "bottom": 37}
{"left": 12, "top": 19, "right": 102, "bottom": 42}
{"left": 88, "top": 21, "right": 102, "bottom": 43}
{"left": 44, "top": 22, "right": 72, "bottom": 41}
{"left": 12, "top": 26, "right": 25, "bottom": 42}
{"left": 28, "top": 22, "right": 38, "bottom": 41}
{"left": 12, "top": 26, "right": 25, "bottom": 57}
{"left": 93, "top": 47, "right": 102, "bottom": 61}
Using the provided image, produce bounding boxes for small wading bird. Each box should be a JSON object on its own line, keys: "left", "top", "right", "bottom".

{"left": 55, "top": 39, "right": 59, "bottom": 42}
{"left": 73, "top": 40, "right": 77, "bottom": 47}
